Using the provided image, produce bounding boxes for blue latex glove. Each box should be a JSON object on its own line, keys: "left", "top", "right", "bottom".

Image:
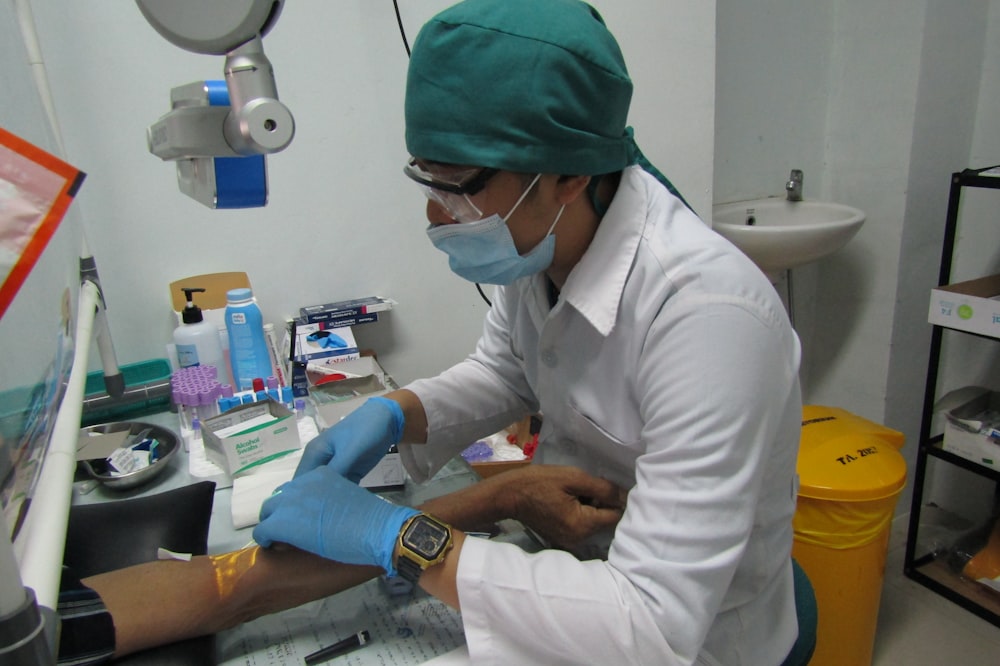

{"left": 307, "top": 331, "right": 347, "bottom": 349}
{"left": 296, "top": 396, "right": 404, "bottom": 483}
{"left": 253, "top": 466, "right": 419, "bottom": 575}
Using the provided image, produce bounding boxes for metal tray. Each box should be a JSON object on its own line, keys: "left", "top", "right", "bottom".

{"left": 78, "top": 420, "right": 178, "bottom": 490}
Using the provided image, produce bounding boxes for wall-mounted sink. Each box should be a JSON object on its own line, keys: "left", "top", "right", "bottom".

{"left": 712, "top": 198, "right": 865, "bottom": 279}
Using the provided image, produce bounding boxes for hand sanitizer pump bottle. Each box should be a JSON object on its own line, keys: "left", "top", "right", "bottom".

{"left": 225, "top": 287, "right": 273, "bottom": 391}
{"left": 174, "top": 287, "right": 228, "bottom": 384}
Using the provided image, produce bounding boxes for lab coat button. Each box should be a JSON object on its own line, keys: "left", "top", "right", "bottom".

{"left": 541, "top": 349, "right": 558, "bottom": 367}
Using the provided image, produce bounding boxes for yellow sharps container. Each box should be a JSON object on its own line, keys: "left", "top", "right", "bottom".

{"left": 792, "top": 406, "right": 907, "bottom": 666}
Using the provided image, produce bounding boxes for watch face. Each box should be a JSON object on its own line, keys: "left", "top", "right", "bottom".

{"left": 405, "top": 517, "right": 450, "bottom": 558}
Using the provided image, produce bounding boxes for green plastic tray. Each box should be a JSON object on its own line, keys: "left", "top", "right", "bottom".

{"left": 81, "top": 358, "right": 172, "bottom": 426}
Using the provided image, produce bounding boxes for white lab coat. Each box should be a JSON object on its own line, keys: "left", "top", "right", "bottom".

{"left": 401, "top": 166, "right": 802, "bottom": 665}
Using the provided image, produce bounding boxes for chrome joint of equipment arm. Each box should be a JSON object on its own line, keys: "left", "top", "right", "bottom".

{"left": 136, "top": 0, "right": 295, "bottom": 209}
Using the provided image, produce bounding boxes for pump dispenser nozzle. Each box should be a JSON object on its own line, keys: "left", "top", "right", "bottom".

{"left": 180, "top": 287, "right": 207, "bottom": 324}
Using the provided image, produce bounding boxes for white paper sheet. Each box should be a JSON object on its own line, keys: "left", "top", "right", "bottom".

{"left": 217, "top": 577, "right": 464, "bottom": 665}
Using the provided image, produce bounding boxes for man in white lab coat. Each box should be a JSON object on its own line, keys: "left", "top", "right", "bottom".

{"left": 254, "top": 1, "right": 804, "bottom": 664}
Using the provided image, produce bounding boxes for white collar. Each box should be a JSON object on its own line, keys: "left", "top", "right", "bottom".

{"left": 557, "top": 166, "right": 651, "bottom": 336}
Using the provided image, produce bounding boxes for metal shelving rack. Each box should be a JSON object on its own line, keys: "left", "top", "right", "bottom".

{"left": 903, "top": 165, "right": 1000, "bottom": 625}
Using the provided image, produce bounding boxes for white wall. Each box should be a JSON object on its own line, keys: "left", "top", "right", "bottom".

{"left": 716, "top": 0, "right": 920, "bottom": 419}
{"left": 716, "top": 0, "right": 1000, "bottom": 516}
{"left": 889, "top": 1, "right": 999, "bottom": 520}
{"left": 0, "top": 2, "right": 82, "bottom": 393}
{"left": 916, "top": 3, "right": 1000, "bottom": 522}
{"left": 6, "top": 0, "right": 714, "bottom": 392}
{"left": 714, "top": 2, "right": 833, "bottom": 205}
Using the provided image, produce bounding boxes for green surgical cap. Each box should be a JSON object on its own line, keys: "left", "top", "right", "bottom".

{"left": 405, "top": 0, "right": 633, "bottom": 175}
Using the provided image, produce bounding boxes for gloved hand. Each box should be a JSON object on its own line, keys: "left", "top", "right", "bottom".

{"left": 253, "top": 465, "right": 419, "bottom": 575}
{"left": 296, "top": 396, "right": 404, "bottom": 483}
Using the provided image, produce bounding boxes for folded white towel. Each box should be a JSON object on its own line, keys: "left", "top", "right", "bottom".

{"left": 231, "top": 450, "right": 303, "bottom": 529}
{"left": 230, "top": 416, "right": 320, "bottom": 529}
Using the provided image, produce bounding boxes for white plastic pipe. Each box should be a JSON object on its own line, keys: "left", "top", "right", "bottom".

{"left": 13, "top": 0, "right": 66, "bottom": 156}
{"left": 12, "top": 280, "right": 99, "bottom": 611}
{"left": 8, "top": 0, "right": 118, "bottom": 616}
{"left": 15, "top": 0, "right": 123, "bottom": 397}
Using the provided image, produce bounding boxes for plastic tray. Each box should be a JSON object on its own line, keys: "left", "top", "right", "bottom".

{"left": 81, "top": 358, "right": 172, "bottom": 426}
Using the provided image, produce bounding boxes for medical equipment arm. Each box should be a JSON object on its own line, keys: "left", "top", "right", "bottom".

{"left": 135, "top": 0, "right": 294, "bottom": 208}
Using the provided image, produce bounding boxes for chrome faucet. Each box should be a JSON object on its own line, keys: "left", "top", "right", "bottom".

{"left": 785, "top": 169, "right": 803, "bottom": 202}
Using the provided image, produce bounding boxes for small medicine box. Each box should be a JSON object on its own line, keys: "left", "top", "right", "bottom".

{"left": 299, "top": 296, "right": 395, "bottom": 325}
{"left": 927, "top": 273, "right": 1000, "bottom": 338}
{"left": 202, "top": 400, "right": 300, "bottom": 477}
{"left": 289, "top": 320, "right": 360, "bottom": 364}
{"left": 936, "top": 386, "right": 1000, "bottom": 470}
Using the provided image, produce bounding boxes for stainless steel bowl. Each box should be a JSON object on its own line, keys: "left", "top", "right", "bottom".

{"left": 78, "top": 420, "right": 178, "bottom": 490}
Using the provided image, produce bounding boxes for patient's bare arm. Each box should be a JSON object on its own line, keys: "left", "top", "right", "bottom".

{"left": 82, "top": 487, "right": 500, "bottom": 657}
{"left": 84, "top": 546, "right": 379, "bottom": 657}
{"left": 82, "top": 465, "right": 625, "bottom": 658}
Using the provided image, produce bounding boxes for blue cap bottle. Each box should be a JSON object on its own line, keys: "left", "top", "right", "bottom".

{"left": 225, "top": 288, "right": 273, "bottom": 391}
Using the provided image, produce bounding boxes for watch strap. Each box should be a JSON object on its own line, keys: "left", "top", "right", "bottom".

{"left": 396, "top": 552, "right": 425, "bottom": 584}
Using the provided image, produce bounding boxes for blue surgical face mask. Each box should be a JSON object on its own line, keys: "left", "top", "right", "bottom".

{"left": 426, "top": 174, "right": 565, "bottom": 285}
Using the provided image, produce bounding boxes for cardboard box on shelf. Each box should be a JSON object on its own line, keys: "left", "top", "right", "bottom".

{"left": 936, "top": 386, "right": 1000, "bottom": 470}
{"left": 928, "top": 274, "right": 1000, "bottom": 338}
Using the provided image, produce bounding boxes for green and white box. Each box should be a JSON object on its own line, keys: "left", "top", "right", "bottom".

{"left": 202, "top": 400, "right": 300, "bottom": 476}
{"left": 928, "top": 274, "right": 1000, "bottom": 338}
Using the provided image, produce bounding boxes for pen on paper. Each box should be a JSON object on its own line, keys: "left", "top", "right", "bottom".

{"left": 303, "top": 629, "right": 371, "bottom": 665}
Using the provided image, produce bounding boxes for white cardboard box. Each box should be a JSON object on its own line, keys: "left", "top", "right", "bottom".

{"left": 928, "top": 274, "right": 1000, "bottom": 338}
{"left": 936, "top": 386, "right": 1000, "bottom": 470}
{"left": 291, "top": 321, "right": 360, "bottom": 363}
{"left": 202, "top": 400, "right": 300, "bottom": 476}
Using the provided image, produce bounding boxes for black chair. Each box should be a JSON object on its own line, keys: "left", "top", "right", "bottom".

{"left": 780, "top": 558, "right": 818, "bottom": 666}
{"left": 63, "top": 481, "right": 217, "bottom": 665}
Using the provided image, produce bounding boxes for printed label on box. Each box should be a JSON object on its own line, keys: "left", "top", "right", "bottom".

{"left": 202, "top": 401, "right": 301, "bottom": 476}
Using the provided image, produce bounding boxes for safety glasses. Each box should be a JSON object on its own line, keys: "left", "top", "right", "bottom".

{"left": 404, "top": 158, "right": 499, "bottom": 223}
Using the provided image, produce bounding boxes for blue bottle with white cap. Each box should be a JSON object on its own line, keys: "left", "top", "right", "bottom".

{"left": 225, "top": 287, "right": 273, "bottom": 391}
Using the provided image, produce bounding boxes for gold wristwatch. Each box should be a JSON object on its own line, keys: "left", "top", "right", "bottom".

{"left": 395, "top": 514, "right": 454, "bottom": 584}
